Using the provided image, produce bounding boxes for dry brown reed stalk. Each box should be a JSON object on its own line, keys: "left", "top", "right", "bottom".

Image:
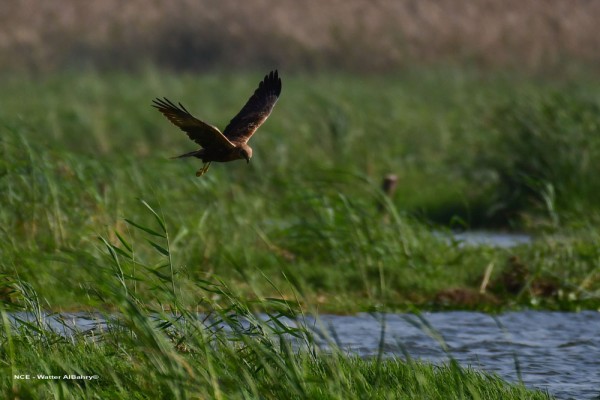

{"left": 1, "top": 0, "right": 600, "bottom": 73}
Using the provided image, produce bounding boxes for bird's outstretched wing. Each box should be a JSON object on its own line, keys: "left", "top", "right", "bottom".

{"left": 223, "top": 70, "right": 282, "bottom": 144}
{"left": 153, "top": 98, "right": 235, "bottom": 150}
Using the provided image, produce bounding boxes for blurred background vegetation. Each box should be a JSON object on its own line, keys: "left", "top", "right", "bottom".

{"left": 2, "top": 0, "right": 600, "bottom": 74}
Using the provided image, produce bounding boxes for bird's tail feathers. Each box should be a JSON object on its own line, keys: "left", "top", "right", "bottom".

{"left": 171, "top": 149, "right": 202, "bottom": 159}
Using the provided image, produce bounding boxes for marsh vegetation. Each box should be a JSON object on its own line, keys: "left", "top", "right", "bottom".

{"left": 2, "top": 2, "right": 600, "bottom": 397}
{"left": 1, "top": 70, "right": 599, "bottom": 313}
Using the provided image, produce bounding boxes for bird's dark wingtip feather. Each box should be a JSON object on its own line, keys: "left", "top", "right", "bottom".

{"left": 152, "top": 97, "right": 172, "bottom": 109}
{"left": 152, "top": 97, "right": 193, "bottom": 115}
{"left": 151, "top": 98, "right": 163, "bottom": 108}
{"left": 262, "top": 69, "right": 282, "bottom": 97}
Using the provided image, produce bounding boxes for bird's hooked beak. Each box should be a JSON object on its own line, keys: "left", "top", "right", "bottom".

{"left": 240, "top": 146, "right": 252, "bottom": 163}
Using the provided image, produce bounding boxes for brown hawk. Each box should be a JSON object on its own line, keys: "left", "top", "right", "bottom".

{"left": 153, "top": 70, "right": 282, "bottom": 176}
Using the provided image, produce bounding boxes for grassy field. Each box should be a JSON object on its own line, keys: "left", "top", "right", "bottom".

{"left": 4, "top": 67, "right": 598, "bottom": 398}
{"left": 1, "top": 68, "right": 599, "bottom": 312}
{"left": 2, "top": 267, "right": 552, "bottom": 400}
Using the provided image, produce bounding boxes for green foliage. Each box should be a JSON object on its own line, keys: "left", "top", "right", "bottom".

{"left": 0, "top": 70, "right": 599, "bottom": 312}
{"left": 477, "top": 92, "right": 600, "bottom": 226}
{"left": 0, "top": 204, "right": 552, "bottom": 400}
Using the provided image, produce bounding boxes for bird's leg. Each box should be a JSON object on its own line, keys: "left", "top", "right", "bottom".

{"left": 196, "top": 162, "right": 211, "bottom": 177}
{"left": 195, "top": 164, "right": 207, "bottom": 176}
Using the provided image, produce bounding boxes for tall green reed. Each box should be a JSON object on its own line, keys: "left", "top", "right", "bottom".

{"left": 477, "top": 92, "right": 600, "bottom": 227}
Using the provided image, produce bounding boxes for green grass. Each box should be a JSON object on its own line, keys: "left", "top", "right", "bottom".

{"left": 5, "top": 339, "right": 552, "bottom": 399}
{"left": 1, "top": 68, "right": 599, "bottom": 312}
{"left": 0, "top": 206, "right": 551, "bottom": 399}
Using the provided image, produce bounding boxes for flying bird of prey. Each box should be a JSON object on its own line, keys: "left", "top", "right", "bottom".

{"left": 153, "top": 70, "right": 282, "bottom": 176}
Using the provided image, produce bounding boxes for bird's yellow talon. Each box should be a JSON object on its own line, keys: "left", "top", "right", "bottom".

{"left": 196, "top": 162, "right": 211, "bottom": 176}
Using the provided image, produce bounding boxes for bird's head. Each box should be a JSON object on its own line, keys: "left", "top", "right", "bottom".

{"left": 238, "top": 144, "right": 253, "bottom": 163}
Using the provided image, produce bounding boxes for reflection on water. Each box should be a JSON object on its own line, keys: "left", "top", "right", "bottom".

{"left": 9, "top": 311, "right": 599, "bottom": 400}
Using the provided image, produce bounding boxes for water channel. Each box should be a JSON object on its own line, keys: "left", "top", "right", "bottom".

{"left": 308, "top": 311, "right": 600, "bottom": 400}
{"left": 11, "top": 310, "right": 600, "bottom": 400}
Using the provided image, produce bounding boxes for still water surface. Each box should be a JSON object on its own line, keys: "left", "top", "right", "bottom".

{"left": 14, "top": 310, "right": 599, "bottom": 399}
{"left": 438, "top": 230, "right": 532, "bottom": 248}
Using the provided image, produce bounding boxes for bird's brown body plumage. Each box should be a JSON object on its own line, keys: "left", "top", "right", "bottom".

{"left": 153, "top": 70, "right": 282, "bottom": 176}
